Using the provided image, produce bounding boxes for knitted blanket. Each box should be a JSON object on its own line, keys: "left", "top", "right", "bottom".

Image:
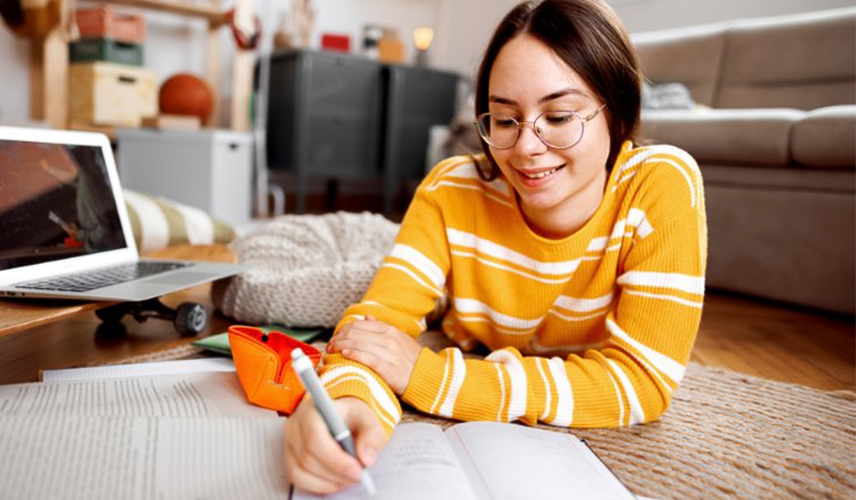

{"left": 213, "top": 212, "right": 400, "bottom": 327}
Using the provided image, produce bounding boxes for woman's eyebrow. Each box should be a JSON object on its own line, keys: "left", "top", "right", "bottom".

{"left": 488, "top": 88, "right": 587, "bottom": 105}
{"left": 539, "top": 88, "right": 586, "bottom": 104}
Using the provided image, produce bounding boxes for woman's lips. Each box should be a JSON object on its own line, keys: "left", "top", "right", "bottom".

{"left": 517, "top": 165, "right": 565, "bottom": 186}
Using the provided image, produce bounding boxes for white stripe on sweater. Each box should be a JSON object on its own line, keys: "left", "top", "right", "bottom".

{"left": 427, "top": 181, "right": 514, "bottom": 208}
{"left": 447, "top": 228, "right": 581, "bottom": 275}
{"left": 388, "top": 244, "right": 446, "bottom": 289}
{"left": 325, "top": 375, "right": 396, "bottom": 430}
{"left": 607, "top": 359, "right": 646, "bottom": 425}
{"left": 494, "top": 363, "right": 506, "bottom": 422}
{"left": 322, "top": 367, "right": 401, "bottom": 426}
{"left": 380, "top": 263, "right": 443, "bottom": 297}
{"left": 443, "top": 163, "right": 513, "bottom": 197}
{"left": 536, "top": 358, "right": 552, "bottom": 421}
{"left": 487, "top": 350, "right": 527, "bottom": 422}
{"left": 617, "top": 271, "right": 705, "bottom": 295}
{"left": 546, "top": 357, "right": 573, "bottom": 426}
{"left": 606, "top": 318, "right": 686, "bottom": 384}
{"left": 437, "top": 349, "right": 466, "bottom": 418}
{"left": 454, "top": 297, "right": 542, "bottom": 330}
{"left": 625, "top": 289, "right": 704, "bottom": 308}
{"left": 451, "top": 250, "right": 573, "bottom": 285}
{"left": 553, "top": 292, "right": 614, "bottom": 313}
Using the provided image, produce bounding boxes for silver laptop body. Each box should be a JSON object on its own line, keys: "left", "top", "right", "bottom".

{"left": 0, "top": 126, "right": 245, "bottom": 301}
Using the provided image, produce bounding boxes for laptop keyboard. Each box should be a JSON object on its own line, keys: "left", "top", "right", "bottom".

{"left": 15, "top": 261, "right": 191, "bottom": 293}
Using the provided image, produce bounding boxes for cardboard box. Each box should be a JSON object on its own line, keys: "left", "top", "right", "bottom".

{"left": 69, "top": 62, "right": 157, "bottom": 127}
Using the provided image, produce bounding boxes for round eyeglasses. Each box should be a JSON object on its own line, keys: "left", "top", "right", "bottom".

{"left": 475, "top": 104, "right": 606, "bottom": 150}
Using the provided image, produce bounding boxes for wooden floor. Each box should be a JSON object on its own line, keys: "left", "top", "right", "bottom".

{"left": 693, "top": 291, "right": 854, "bottom": 391}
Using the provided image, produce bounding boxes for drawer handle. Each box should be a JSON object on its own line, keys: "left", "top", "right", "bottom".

{"left": 229, "top": 143, "right": 239, "bottom": 150}
{"left": 118, "top": 76, "right": 137, "bottom": 84}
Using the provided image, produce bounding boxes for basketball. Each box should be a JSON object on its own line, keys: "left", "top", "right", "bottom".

{"left": 158, "top": 74, "right": 213, "bottom": 123}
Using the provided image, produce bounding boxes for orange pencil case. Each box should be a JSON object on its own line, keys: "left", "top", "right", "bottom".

{"left": 228, "top": 325, "right": 322, "bottom": 414}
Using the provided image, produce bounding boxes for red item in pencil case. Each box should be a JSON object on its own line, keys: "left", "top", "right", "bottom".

{"left": 228, "top": 325, "right": 322, "bottom": 414}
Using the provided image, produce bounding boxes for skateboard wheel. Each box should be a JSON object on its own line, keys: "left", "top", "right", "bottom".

{"left": 174, "top": 302, "right": 208, "bottom": 336}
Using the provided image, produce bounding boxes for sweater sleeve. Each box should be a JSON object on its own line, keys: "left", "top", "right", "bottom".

{"left": 320, "top": 163, "right": 454, "bottom": 435}
{"left": 401, "top": 206, "right": 707, "bottom": 428}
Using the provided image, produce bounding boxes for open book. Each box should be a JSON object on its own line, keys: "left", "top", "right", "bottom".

{"left": 0, "top": 359, "right": 290, "bottom": 500}
{"left": 294, "top": 420, "right": 637, "bottom": 500}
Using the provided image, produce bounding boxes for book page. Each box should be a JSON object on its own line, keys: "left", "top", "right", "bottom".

{"left": 293, "top": 422, "right": 478, "bottom": 500}
{"left": 40, "top": 357, "right": 236, "bottom": 382}
{"left": 0, "top": 415, "right": 289, "bottom": 500}
{"left": 0, "top": 371, "right": 274, "bottom": 418}
{"left": 446, "top": 422, "right": 636, "bottom": 500}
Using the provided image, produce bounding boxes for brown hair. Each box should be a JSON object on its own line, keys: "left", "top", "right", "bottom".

{"left": 473, "top": 0, "right": 642, "bottom": 181}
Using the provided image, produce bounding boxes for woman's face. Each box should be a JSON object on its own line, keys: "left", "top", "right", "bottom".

{"left": 487, "top": 34, "right": 611, "bottom": 229}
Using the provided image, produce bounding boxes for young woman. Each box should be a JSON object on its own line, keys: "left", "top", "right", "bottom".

{"left": 285, "top": 0, "right": 706, "bottom": 493}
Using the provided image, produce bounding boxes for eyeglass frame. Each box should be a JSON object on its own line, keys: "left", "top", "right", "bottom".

{"left": 474, "top": 103, "right": 607, "bottom": 150}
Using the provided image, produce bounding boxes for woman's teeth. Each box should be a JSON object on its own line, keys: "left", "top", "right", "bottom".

{"left": 523, "top": 166, "right": 561, "bottom": 179}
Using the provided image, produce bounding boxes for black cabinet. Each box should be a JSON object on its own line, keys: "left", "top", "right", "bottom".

{"left": 382, "top": 65, "right": 459, "bottom": 215}
{"left": 267, "top": 50, "right": 383, "bottom": 212}
{"left": 266, "top": 49, "right": 459, "bottom": 215}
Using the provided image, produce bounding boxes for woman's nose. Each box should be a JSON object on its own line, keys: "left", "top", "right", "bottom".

{"left": 514, "top": 122, "right": 547, "bottom": 155}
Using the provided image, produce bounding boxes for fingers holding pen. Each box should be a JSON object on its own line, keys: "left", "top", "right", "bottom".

{"left": 284, "top": 399, "right": 364, "bottom": 494}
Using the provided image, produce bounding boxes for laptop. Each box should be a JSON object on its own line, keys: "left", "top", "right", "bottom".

{"left": 0, "top": 125, "right": 246, "bottom": 301}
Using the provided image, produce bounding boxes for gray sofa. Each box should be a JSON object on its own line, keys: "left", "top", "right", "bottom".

{"left": 634, "top": 7, "right": 856, "bottom": 315}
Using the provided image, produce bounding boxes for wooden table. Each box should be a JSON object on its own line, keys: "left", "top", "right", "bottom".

{"left": 0, "top": 245, "right": 237, "bottom": 385}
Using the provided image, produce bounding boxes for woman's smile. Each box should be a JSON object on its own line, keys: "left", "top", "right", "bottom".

{"left": 515, "top": 164, "right": 566, "bottom": 186}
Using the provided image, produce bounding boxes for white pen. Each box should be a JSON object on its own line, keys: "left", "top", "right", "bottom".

{"left": 291, "top": 348, "right": 377, "bottom": 497}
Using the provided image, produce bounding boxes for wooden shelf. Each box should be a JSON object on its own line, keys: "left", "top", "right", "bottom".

{"left": 28, "top": 0, "right": 253, "bottom": 132}
{"left": 105, "top": 0, "right": 227, "bottom": 26}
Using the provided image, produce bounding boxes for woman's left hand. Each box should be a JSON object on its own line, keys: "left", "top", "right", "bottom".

{"left": 326, "top": 315, "right": 422, "bottom": 395}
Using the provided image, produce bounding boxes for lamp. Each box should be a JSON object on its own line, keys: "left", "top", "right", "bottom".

{"left": 413, "top": 26, "right": 434, "bottom": 66}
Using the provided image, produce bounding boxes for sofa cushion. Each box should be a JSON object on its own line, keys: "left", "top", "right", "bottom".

{"left": 717, "top": 8, "right": 856, "bottom": 109}
{"left": 791, "top": 105, "right": 856, "bottom": 169}
{"left": 124, "top": 189, "right": 235, "bottom": 254}
{"left": 640, "top": 108, "right": 805, "bottom": 166}
{"left": 701, "top": 164, "right": 855, "bottom": 193}
{"left": 633, "top": 24, "right": 727, "bottom": 107}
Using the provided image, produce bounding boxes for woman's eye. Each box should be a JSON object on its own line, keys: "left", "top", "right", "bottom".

{"left": 544, "top": 113, "right": 575, "bottom": 125}
{"left": 494, "top": 118, "right": 517, "bottom": 128}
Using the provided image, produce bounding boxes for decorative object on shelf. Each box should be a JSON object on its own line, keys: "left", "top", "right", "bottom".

{"left": 377, "top": 27, "right": 404, "bottom": 64}
{"left": 158, "top": 73, "right": 213, "bottom": 124}
{"left": 362, "top": 24, "right": 383, "bottom": 59}
{"left": 273, "top": 9, "right": 292, "bottom": 51}
{"left": 0, "top": 0, "right": 61, "bottom": 38}
{"left": 293, "top": 0, "right": 314, "bottom": 48}
{"left": 69, "top": 61, "right": 157, "bottom": 127}
{"left": 75, "top": 4, "right": 145, "bottom": 44}
{"left": 412, "top": 26, "right": 434, "bottom": 66}
{"left": 69, "top": 37, "right": 144, "bottom": 65}
{"left": 321, "top": 32, "right": 349, "bottom": 52}
{"left": 226, "top": 7, "right": 260, "bottom": 50}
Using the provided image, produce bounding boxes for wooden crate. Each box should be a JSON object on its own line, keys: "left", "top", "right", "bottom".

{"left": 69, "top": 62, "right": 157, "bottom": 127}
{"left": 76, "top": 5, "right": 146, "bottom": 44}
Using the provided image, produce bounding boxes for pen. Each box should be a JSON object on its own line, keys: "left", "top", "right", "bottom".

{"left": 291, "top": 348, "right": 377, "bottom": 497}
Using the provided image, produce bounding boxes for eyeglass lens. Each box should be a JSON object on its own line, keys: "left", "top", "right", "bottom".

{"left": 477, "top": 111, "right": 585, "bottom": 149}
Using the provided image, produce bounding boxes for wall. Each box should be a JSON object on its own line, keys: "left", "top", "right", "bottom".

{"left": 1, "top": 0, "right": 853, "bottom": 125}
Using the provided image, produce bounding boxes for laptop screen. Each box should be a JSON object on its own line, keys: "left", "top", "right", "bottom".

{"left": 0, "top": 139, "right": 127, "bottom": 272}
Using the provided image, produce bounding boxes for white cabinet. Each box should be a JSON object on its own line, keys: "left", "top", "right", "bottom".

{"left": 117, "top": 129, "right": 253, "bottom": 227}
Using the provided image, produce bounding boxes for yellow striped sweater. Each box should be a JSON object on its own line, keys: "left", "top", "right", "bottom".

{"left": 320, "top": 141, "right": 707, "bottom": 433}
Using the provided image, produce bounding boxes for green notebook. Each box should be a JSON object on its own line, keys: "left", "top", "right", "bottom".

{"left": 192, "top": 325, "right": 327, "bottom": 356}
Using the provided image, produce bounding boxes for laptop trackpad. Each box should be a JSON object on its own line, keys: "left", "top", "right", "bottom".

{"left": 148, "top": 272, "right": 216, "bottom": 286}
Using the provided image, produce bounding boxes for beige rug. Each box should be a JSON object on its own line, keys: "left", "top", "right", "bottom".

{"left": 119, "top": 344, "right": 856, "bottom": 500}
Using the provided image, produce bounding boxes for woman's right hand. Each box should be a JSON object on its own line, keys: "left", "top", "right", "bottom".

{"left": 284, "top": 396, "right": 387, "bottom": 494}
